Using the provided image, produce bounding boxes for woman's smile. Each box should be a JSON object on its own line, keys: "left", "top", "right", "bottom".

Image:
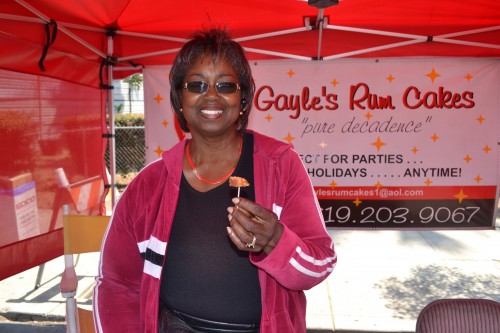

{"left": 200, "top": 108, "right": 223, "bottom": 118}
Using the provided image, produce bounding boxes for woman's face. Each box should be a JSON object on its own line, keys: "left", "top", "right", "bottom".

{"left": 181, "top": 55, "right": 241, "bottom": 138}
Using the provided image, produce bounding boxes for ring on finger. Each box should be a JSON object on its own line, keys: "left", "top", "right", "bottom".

{"left": 245, "top": 234, "right": 256, "bottom": 249}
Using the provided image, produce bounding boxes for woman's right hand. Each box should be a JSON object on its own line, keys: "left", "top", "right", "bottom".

{"left": 227, "top": 197, "right": 283, "bottom": 255}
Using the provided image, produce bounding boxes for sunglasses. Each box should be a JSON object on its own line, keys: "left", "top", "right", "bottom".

{"left": 183, "top": 81, "right": 240, "bottom": 95}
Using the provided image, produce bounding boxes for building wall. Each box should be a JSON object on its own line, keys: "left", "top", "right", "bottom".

{"left": 112, "top": 79, "right": 144, "bottom": 114}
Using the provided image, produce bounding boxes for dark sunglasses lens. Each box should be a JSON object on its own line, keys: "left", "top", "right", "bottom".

{"left": 186, "top": 81, "right": 208, "bottom": 93}
{"left": 216, "top": 82, "right": 238, "bottom": 94}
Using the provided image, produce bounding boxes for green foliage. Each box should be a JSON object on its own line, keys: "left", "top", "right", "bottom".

{"left": 114, "top": 103, "right": 124, "bottom": 114}
{"left": 123, "top": 74, "right": 143, "bottom": 90}
{"left": 0, "top": 110, "right": 38, "bottom": 176}
{"left": 114, "top": 113, "right": 144, "bottom": 126}
{"left": 0, "top": 110, "right": 36, "bottom": 133}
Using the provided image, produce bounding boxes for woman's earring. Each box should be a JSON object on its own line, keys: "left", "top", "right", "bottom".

{"left": 239, "top": 111, "right": 244, "bottom": 116}
{"left": 180, "top": 108, "right": 183, "bottom": 112}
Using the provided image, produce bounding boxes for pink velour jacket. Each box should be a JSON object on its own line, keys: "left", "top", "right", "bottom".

{"left": 93, "top": 130, "right": 337, "bottom": 333}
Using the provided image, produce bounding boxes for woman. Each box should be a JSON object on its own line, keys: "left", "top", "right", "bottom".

{"left": 93, "top": 28, "right": 336, "bottom": 333}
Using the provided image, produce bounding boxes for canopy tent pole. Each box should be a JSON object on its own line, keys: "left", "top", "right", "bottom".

{"left": 437, "top": 25, "right": 500, "bottom": 39}
{"left": 235, "top": 26, "right": 312, "bottom": 42}
{"left": 321, "top": 24, "right": 500, "bottom": 60}
{"left": 433, "top": 38, "right": 500, "bottom": 50}
{"left": 323, "top": 40, "right": 425, "bottom": 60}
{"left": 326, "top": 24, "right": 429, "bottom": 39}
{"left": 13, "top": 0, "right": 106, "bottom": 59}
{"left": 316, "top": 8, "right": 325, "bottom": 59}
{"left": 106, "top": 34, "right": 117, "bottom": 209}
{"left": 116, "top": 30, "right": 188, "bottom": 42}
{"left": 321, "top": 31, "right": 500, "bottom": 61}
{"left": 242, "top": 48, "right": 313, "bottom": 61}
{"left": 118, "top": 48, "right": 182, "bottom": 62}
{"left": 0, "top": 13, "right": 43, "bottom": 23}
{"left": 118, "top": 27, "right": 314, "bottom": 62}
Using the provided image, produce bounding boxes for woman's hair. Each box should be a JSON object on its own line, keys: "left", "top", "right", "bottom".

{"left": 169, "top": 28, "right": 255, "bottom": 133}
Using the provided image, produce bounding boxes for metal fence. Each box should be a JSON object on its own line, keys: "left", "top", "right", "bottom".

{"left": 106, "top": 126, "right": 145, "bottom": 182}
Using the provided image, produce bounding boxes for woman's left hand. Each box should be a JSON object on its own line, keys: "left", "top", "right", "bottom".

{"left": 227, "top": 197, "right": 283, "bottom": 255}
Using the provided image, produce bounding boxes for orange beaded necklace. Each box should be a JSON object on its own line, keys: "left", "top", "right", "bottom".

{"left": 186, "top": 140, "right": 242, "bottom": 185}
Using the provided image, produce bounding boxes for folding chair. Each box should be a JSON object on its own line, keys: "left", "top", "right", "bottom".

{"left": 60, "top": 205, "right": 110, "bottom": 333}
{"left": 35, "top": 169, "right": 105, "bottom": 290}
{"left": 416, "top": 298, "right": 500, "bottom": 333}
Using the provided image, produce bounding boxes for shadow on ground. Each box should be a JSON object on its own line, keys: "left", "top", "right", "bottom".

{"left": 374, "top": 264, "right": 500, "bottom": 320}
{"left": 0, "top": 320, "right": 65, "bottom": 333}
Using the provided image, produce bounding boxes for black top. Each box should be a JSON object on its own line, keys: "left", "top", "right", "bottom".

{"left": 160, "top": 133, "right": 261, "bottom": 325}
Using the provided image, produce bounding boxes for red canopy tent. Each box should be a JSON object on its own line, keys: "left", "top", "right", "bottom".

{"left": 0, "top": 0, "right": 499, "bottom": 279}
{"left": 1, "top": 0, "right": 499, "bottom": 87}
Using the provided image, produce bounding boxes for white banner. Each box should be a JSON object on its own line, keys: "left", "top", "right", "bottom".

{"left": 144, "top": 58, "right": 500, "bottom": 229}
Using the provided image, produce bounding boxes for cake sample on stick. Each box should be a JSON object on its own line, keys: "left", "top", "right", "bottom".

{"left": 229, "top": 176, "right": 250, "bottom": 197}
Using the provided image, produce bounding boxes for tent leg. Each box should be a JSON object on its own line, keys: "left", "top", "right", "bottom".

{"left": 107, "top": 34, "right": 117, "bottom": 209}
{"left": 34, "top": 263, "right": 45, "bottom": 290}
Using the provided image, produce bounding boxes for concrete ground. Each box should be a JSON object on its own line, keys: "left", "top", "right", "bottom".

{"left": 1, "top": 224, "right": 499, "bottom": 333}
